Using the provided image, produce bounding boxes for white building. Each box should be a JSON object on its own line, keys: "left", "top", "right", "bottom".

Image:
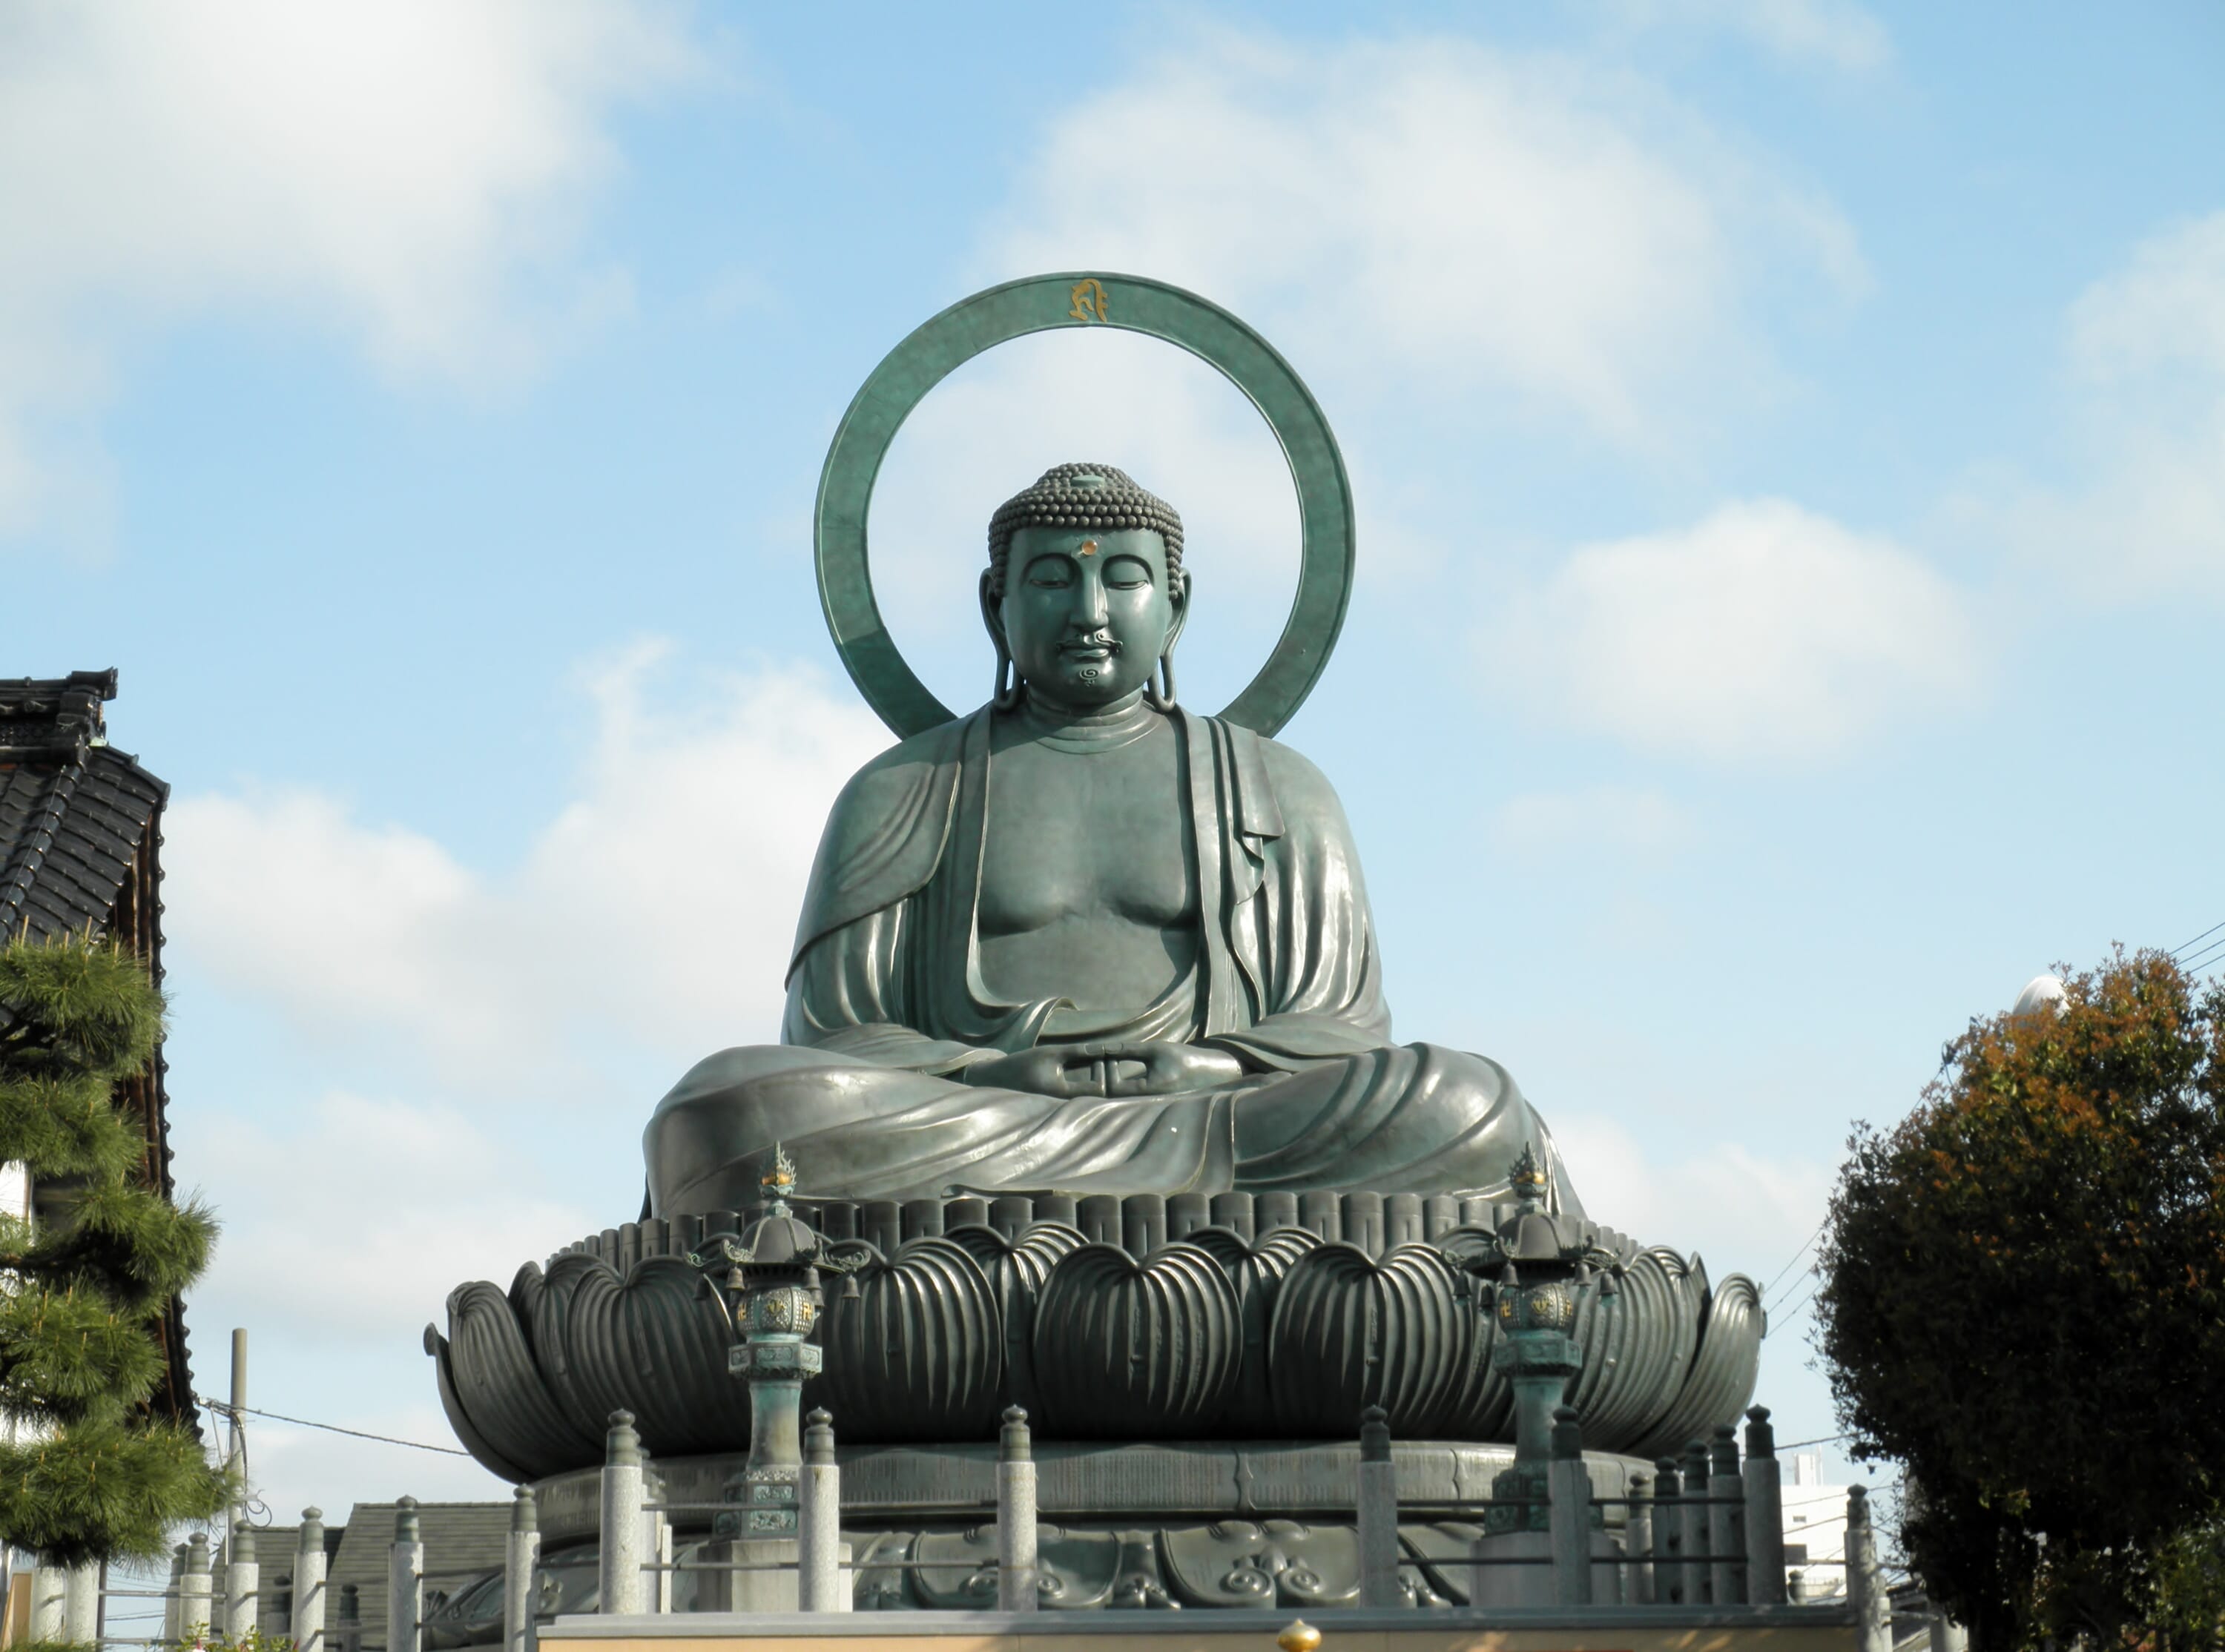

{"left": 1782, "top": 1450, "right": 1851, "bottom": 1599}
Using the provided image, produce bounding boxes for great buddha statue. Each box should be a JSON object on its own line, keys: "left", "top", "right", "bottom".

{"left": 432, "top": 285, "right": 1766, "bottom": 1587}
{"left": 645, "top": 463, "right": 1581, "bottom": 1217}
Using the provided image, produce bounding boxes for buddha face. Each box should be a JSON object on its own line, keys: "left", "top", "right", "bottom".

{"left": 993, "top": 525, "right": 1187, "bottom": 708}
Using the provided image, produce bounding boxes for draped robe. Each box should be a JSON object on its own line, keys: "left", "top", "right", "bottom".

{"left": 645, "top": 705, "right": 1579, "bottom": 1214}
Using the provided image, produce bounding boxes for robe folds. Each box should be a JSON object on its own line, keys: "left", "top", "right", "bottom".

{"left": 645, "top": 705, "right": 1580, "bottom": 1214}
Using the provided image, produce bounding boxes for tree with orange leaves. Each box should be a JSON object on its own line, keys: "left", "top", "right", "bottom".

{"left": 1817, "top": 948, "right": 2225, "bottom": 1652}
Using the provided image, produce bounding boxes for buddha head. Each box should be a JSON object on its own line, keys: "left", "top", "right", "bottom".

{"left": 981, "top": 463, "right": 1189, "bottom": 711}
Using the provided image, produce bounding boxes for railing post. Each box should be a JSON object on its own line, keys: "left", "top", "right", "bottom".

{"left": 1928, "top": 1609, "right": 1968, "bottom": 1652}
{"left": 1742, "top": 1407, "right": 1787, "bottom": 1605}
{"left": 65, "top": 1559, "right": 101, "bottom": 1644}
{"left": 996, "top": 1406, "right": 1038, "bottom": 1613}
{"left": 181, "top": 1533, "right": 214, "bottom": 1640}
{"left": 1681, "top": 1440, "right": 1713, "bottom": 1605}
{"left": 1624, "top": 1471, "right": 1655, "bottom": 1605}
{"left": 294, "top": 1507, "right": 329, "bottom": 1652}
{"left": 1848, "top": 1487, "right": 1890, "bottom": 1652}
{"left": 337, "top": 1582, "right": 361, "bottom": 1652}
{"left": 389, "top": 1497, "right": 423, "bottom": 1652}
{"left": 1650, "top": 1458, "right": 1683, "bottom": 1604}
{"left": 163, "top": 1543, "right": 187, "bottom": 1643}
{"left": 1357, "top": 1405, "right": 1401, "bottom": 1608}
{"left": 225, "top": 1521, "right": 260, "bottom": 1639}
{"left": 800, "top": 1409, "right": 846, "bottom": 1613}
{"left": 1709, "top": 1424, "right": 1747, "bottom": 1605}
{"left": 1546, "top": 1406, "right": 1592, "bottom": 1607}
{"left": 651, "top": 1509, "right": 673, "bottom": 1615}
{"left": 505, "top": 1486, "right": 541, "bottom": 1652}
{"left": 599, "top": 1410, "right": 648, "bottom": 1615}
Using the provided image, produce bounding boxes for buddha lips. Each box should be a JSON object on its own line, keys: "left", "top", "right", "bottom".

{"left": 1063, "top": 635, "right": 1122, "bottom": 681}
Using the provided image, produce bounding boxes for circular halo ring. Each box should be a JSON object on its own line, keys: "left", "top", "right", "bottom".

{"left": 814, "top": 271, "right": 1355, "bottom": 739}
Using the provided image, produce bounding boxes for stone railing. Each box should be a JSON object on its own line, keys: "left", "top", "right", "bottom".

{"left": 327, "top": 1406, "right": 1896, "bottom": 1639}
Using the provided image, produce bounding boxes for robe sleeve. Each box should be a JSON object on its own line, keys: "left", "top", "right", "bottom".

{"left": 781, "top": 900, "right": 995, "bottom": 1074}
{"left": 1203, "top": 736, "right": 1396, "bottom": 1071}
{"left": 786, "top": 717, "right": 966, "bottom": 980}
{"left": 779, "top": 713, "right": 993, "bottom": 1074}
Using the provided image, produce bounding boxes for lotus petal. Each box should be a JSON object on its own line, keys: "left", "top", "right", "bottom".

{"left": 1268, "top": 1243, "right": 1470, "bottom": 1437}
{"left": 820, "top": 1236, "right": 1003, "bottom": 1441}
{"left": 1032, "top": 1241, "right": 1241, "bottom": 1438}
{"left": 1575, "top": 1249, "right": 1694, "bottom": 1453}
{"left": 432, "top": 1269, "right": 599, "bottom": 1479}
{"left": 1633, "top": 1269, "right": 1763, "bottom": 1461}
{"left": 1186, "top": 1225, "right": 1322, "bottom": 1435}
{"left": 544, "top": 1253, "right": 746, "bottom": 1457}
{"left": 943, "top": 1221, "right": 1087, "bottom": 1416}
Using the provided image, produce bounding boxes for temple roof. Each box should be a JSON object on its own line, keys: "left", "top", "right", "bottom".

{"left": 0, "top": 670, "right": 168, "bottom": 951}
{"left": 0, "top": 669, "right": 197, "bottom": 1435}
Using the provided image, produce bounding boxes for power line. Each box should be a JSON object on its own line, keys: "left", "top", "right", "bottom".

{"left": 1776, "top": 1432, "right": 1850, "bottom": 1450}
{"left": 2180, "top": 937, "right": 2225, "bottom": 975}
{"left": 1761, "top": 1220, "right": 1827, "bottom": 1304}
{"left": 2172, "top": 919, "right": 2225, "bottom": 957}
{"left": 1767, "top": 1264, "right": 1820, "bottom": 1313}
{"left": 197, "top": 1397, "right": 471, "bottom": 1458}
{"left": 1769, "top": 1280, "right": 1822, "bottom": 1333}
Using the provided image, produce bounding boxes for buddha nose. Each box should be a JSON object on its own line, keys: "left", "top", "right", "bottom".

{"left": 1076, "top": 573, "right": 1110, "bottom": 628}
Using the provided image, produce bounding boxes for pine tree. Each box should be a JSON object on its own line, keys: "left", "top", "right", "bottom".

{"left": 0, "top": 933, "right": 228, "bottom": 1566}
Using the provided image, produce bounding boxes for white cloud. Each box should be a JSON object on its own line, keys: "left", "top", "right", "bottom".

{"left": 164, "top": 645, "right": 891, "bottom": 1097}
{"left": 173, "top": 1092, "right": 570, "bottom": 1513}
{"left": 986, "top": 29, "right": 1864, "bottom": 451}
{"left": 1996, "top": 211, "right": 2225, "bottom": 599}
{"left": 0, "top": 0, "right": 703, "bottom": 539}
{"left": 2069, "top": 213, "right": 2225, "bottom": 384}
{"left": 188, "top": 1094, "right": 593, "bottom": 1341}
{"left": 1491, "top": 498, "right": 1979, "bottom": 763}
{"left": 1555, "top": 1112, "right": 1833, "bottom": 1283}
{"left": 1494, "top": 785, "right": 1697, "bottom": 858}
{"left": 1598, "top": 0, "right": 1892, "bottom": 72}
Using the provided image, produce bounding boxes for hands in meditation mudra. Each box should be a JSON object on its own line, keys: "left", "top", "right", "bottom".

{"left": 645, "top": 464, "right": 1580, "bottom": 1215}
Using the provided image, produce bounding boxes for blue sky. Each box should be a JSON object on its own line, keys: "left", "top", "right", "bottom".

{"left": 4, "top": 0, "right": 2221, "bottom": 1519}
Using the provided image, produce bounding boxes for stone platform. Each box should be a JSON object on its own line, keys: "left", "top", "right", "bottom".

{"left": 541, "top": 1608, "right": 1857, "bottom": 1651}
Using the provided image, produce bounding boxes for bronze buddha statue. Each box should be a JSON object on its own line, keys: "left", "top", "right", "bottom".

{"left": 645, "top": 465, "right": 1580, "bottom": 1215}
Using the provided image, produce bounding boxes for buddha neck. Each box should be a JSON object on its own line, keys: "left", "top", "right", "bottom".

{"left": 1010, "top": 688, "right": 1164, "bottom": 753}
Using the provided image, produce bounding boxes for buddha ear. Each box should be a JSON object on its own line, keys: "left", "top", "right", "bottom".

{"left": 1162, "top": 567, "right": 1192, "bottom": 655}
{"left": 978, "top": 569, "right": 1008, "bottom": 650}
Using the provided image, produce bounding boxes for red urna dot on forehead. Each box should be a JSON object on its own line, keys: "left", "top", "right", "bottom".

{"left": 1078, "top": 539, "right": 1099, "bottom": 555}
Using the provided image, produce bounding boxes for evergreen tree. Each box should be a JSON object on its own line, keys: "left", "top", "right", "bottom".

{"left": 0, "top": 934, "right": 228, "bottom": 1565}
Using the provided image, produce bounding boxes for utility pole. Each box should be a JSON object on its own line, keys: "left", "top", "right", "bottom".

{"left": 225, "top": 1329, "right": 248, "bottom": 1567}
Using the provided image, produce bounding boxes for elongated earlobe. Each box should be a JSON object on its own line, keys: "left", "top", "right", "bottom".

{"left": 992, "top": 640, "right": 1023, "bottom": 713}
{"left": 980, "top": 568, "right": 1023, "bottom": 712}
{"left": 1141, "top": 653, "right": 1178, "bottom": 712}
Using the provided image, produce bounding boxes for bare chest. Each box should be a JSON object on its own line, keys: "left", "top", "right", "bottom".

{"left": 977, "top": 733, "right": 1198, "bottom": 935}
